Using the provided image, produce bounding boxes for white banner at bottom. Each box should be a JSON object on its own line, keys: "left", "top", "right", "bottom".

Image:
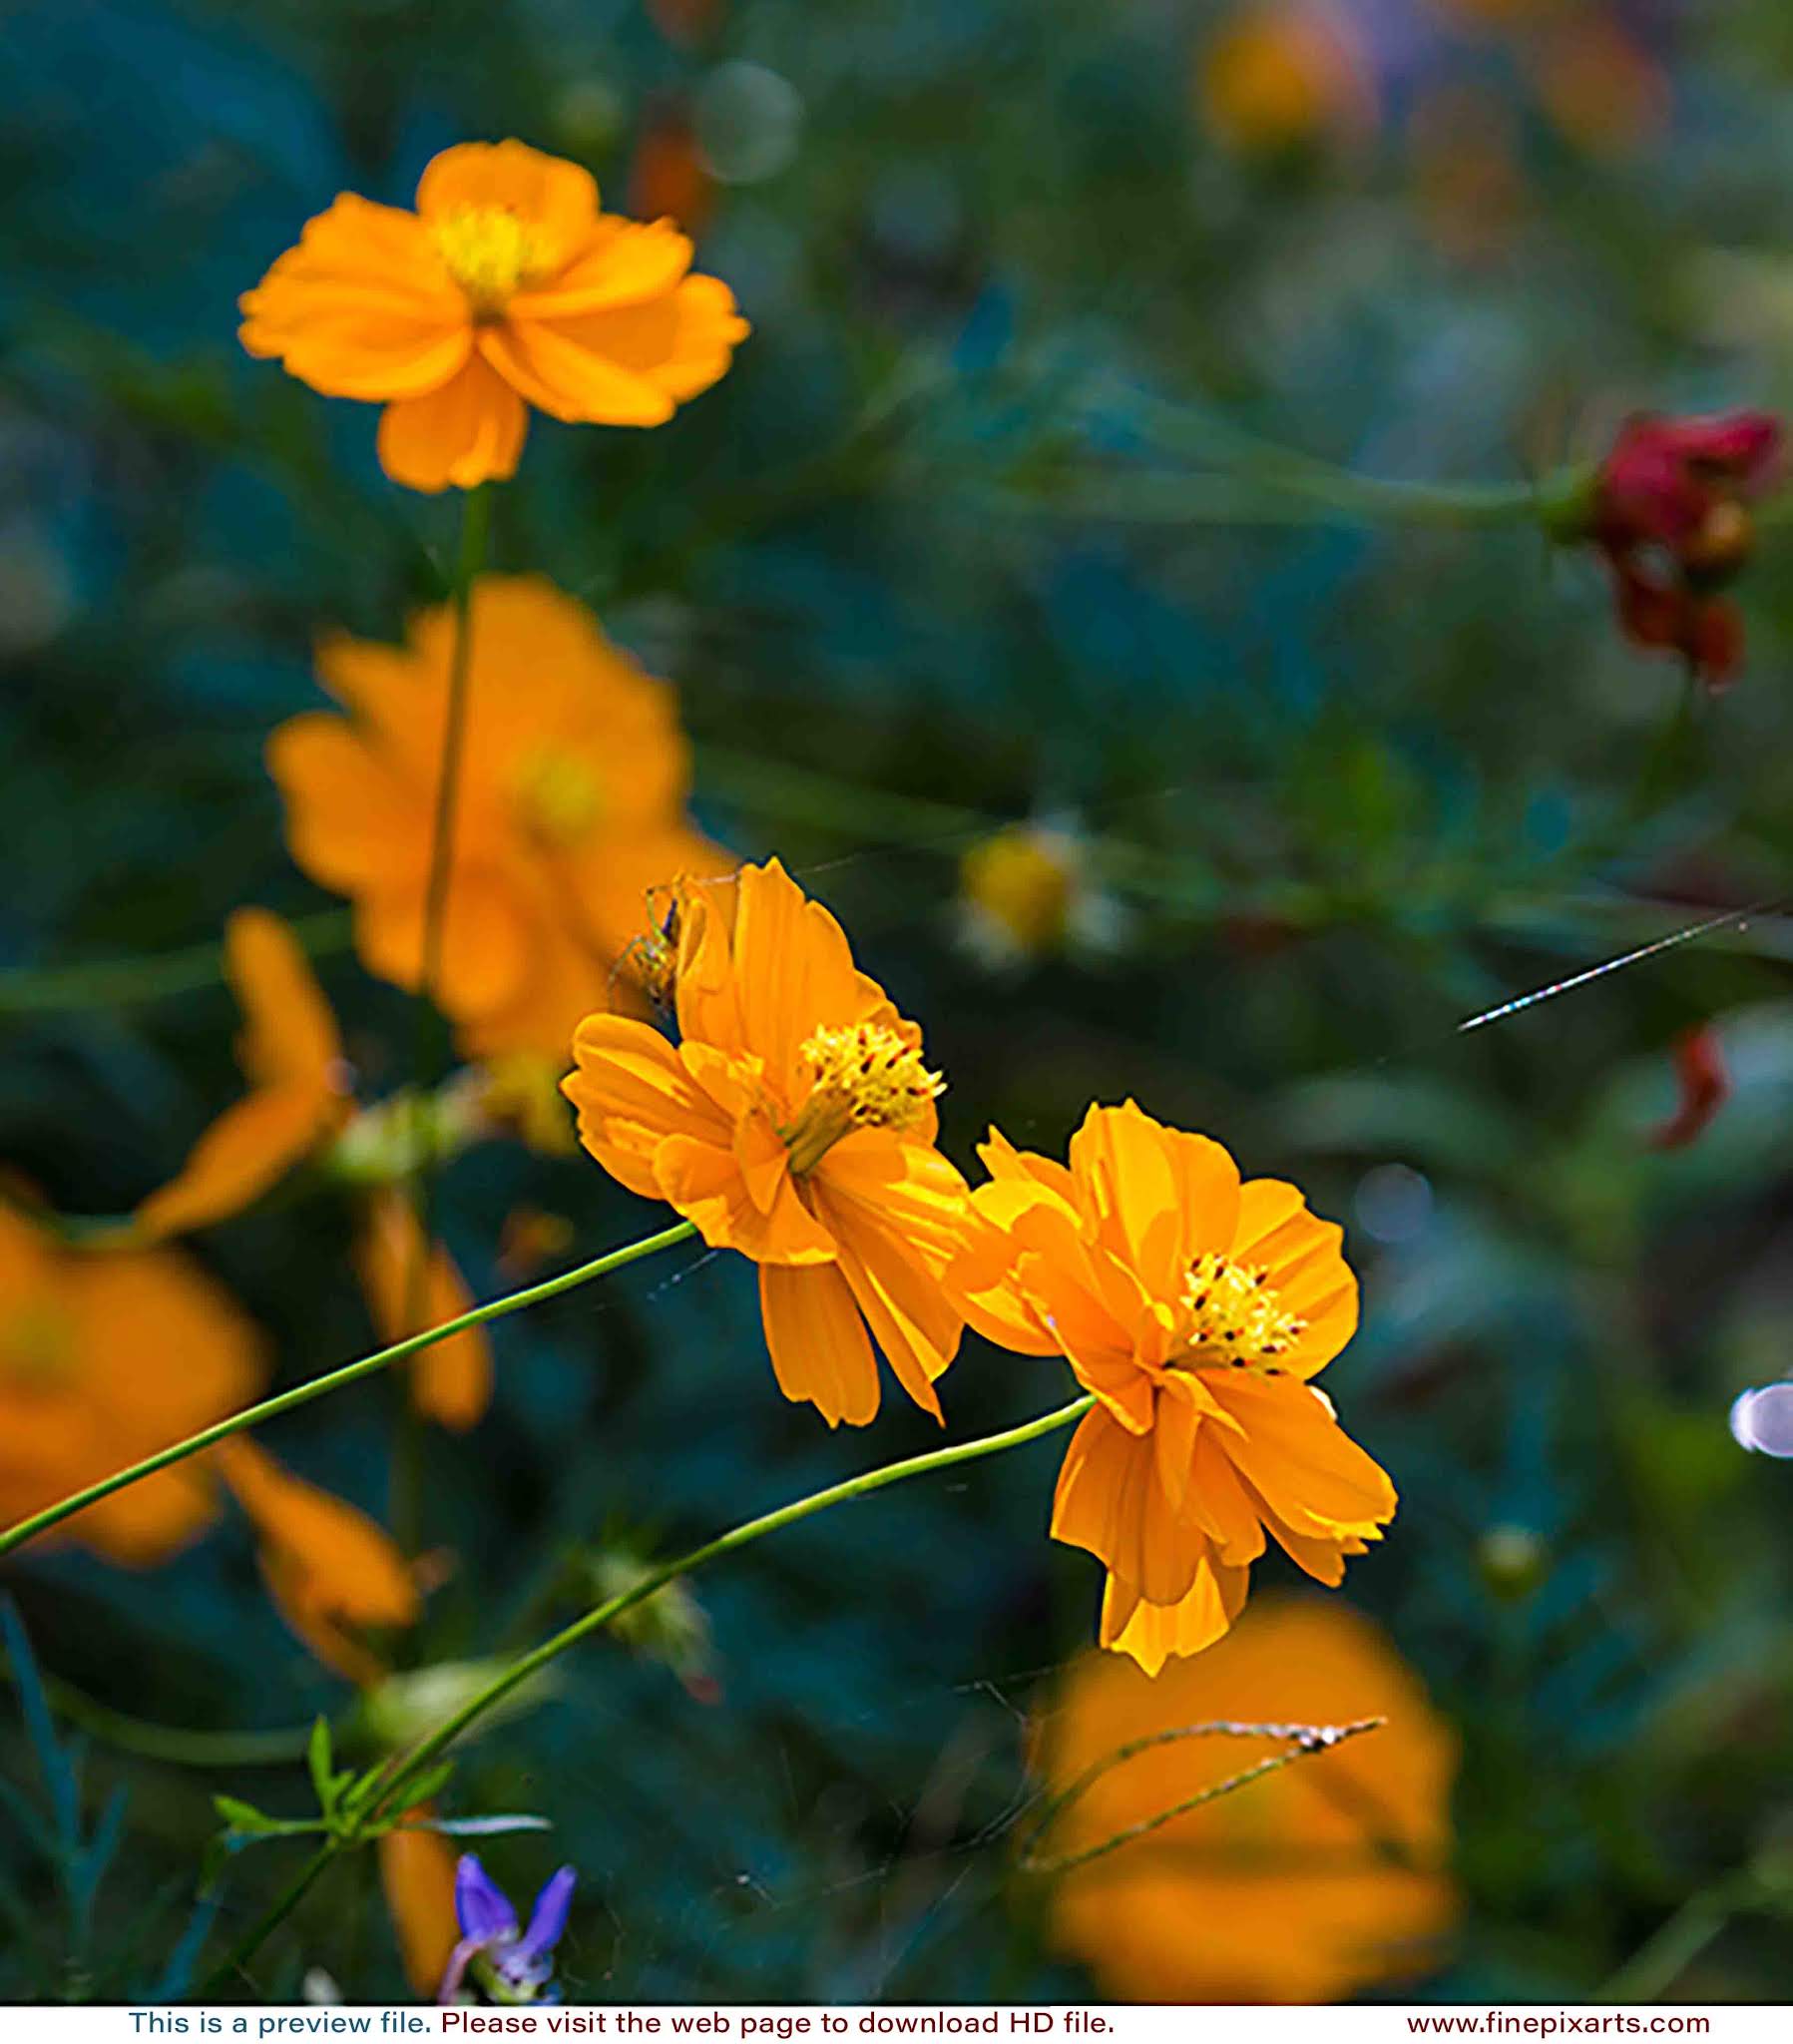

{"left": 0, "top": 2009, "right": 1774, "bottom": 2044}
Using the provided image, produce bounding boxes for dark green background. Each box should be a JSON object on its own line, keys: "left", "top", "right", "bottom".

{"left": 4, "top": 0, "right": 1793, "bottom": 2005}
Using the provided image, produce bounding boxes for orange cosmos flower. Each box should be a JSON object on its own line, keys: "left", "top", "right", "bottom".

{"left": 1037, "top": 1599, "right": 1458, "bottom": 2003}
{"left": 239, "top": 139, "right": 748, "bottom": 492}
{"left": 0, "top": 1204, "right": 263, "bottom": 1564}
{"left": 951, "top": 1101, "right": 1394, "bottom": 1672}
{"left": 562, "top": 858, "right": 974, "bottom": 1426}
{"left": 131, "top": 908, "right": 491, "bottom": 1431}
{"left": 216, "top": 1436, "right": 420, "bottom": 1687}
{"left": 267, "top": 575, "right": 732, "bottom": 1064}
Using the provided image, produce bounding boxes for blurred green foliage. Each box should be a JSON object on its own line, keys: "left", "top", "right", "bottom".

{"left": 5, "top": 0, "right": 1793, "bottom": 2007}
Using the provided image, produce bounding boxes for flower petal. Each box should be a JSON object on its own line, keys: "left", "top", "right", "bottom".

{"left": 758, "top": 1262, "right": 879, "bottom": 1427}
{"left": 453, "top": 1853, "right": 519, "bottom": 1943}
{"left": 518, "top": 1864, "right": 578, "bottom": 1962}
{"left": 378, "top": 353, "right": 528, "bottom": 493}
{"left": 1099, "top": 1556, "right": 1250, "bottom": 1675}
{"left": 239, "top": 195, "right": 469, "bottom": 399}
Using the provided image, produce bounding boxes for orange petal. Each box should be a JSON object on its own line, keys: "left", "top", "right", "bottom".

{"left": 377, "top": 352, "right": 528, "bottom": 492}
{"left": 239, "top": 195, "right": 470, "bottom": 399}
{"left": 134, "top": 1082, "right": 339, "bottom": 1242}
{"left": 264, "top": 713, "right": 430, "bottom": 896}
{"left": 823, "top": 1213, "right": 960, "bottom": 1422}
{"left": 225, "top": 907, "right": 344, "bottom": 1090}
{"left": 512, "top": 218, "right": 694, "bottom": 316}
{"left": 1070, "top": 1102, "right": 1240, "bottom": 1300}
{"left": 758, "top": 1261, "right": 879, "bottom": 1427}
{"left": 415, "top": 141, "right": 601, "bottom": 258}
{"left": 355, "top": 1190, "right": 494, "bottom": 1431}
{"left": 480, "top": 317, "right": 674, "bottom": 426}
{"left": 1050, "top": 1408, "right": 1208, "bottom": 1606}
{"left": 1233, "top": 1180, "right": 1359, "bottom": 1378}
{"left": 356, "top": 864, "right": 534, "bottom": 1018}
{"left": 1099, "top": 1556, "right": 1250, "bottom": 1675}
{"left": 526, "top": 272, "right": 748, "bottom": 407}
{"left": 379, "top": 1823, "right": 461, "bottom": 1999}
{"left": 1214, "top": 1375, "right": 1397, "bottom": 1539}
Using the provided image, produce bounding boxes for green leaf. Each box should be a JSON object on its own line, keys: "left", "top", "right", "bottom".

{"left": 211, "top": 1794, "right": 281, "bottom": 1835}
{"left": 377, "top": 1760, "right": 456, "bottom": 1823}
{"left": 306, "top": 1719, "right": 335, "bottom": 1815}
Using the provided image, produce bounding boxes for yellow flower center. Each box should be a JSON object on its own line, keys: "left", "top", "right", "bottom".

{"left": 513, "top": 748, "right": 606, "bottom": 845}
{"left": 782, "top": 1021, "right": 944, "bottom": 1176}
{"left": 431, "top": 206, "right": 556, "bottom": 316}
{"left": 2, "top": 1302, "right": 75, "bottom": 1388}
{"left": 1180, "top": 1254, "right": 1306, "bottom": 1372}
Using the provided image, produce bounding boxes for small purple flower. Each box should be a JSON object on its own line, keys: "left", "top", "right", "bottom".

{"left": 437, "top": 1854, "right": 577, "bottom": 2006}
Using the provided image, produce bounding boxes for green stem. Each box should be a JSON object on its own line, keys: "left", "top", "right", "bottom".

{"left": 1597, "top": 1876, "right": 1759, "bottom": 2003}
{"left": 373, "top": 1393, "right": 1099, "bottom": 1816}
{"left": 0, "top": 1220, "right": 696, "bottom": 1563}
{"left": 393, "top": 482, "right": 492, "bottom": 1558}
{"left": 0, "top": 909, "right": 353, "bottom": 1018}
{"left": 195, "top": 1841, "right": 339, "bottom": 2000}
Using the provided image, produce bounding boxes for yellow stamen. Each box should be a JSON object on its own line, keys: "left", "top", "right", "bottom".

{"left": 431, "top": 206, "right": 555, "bottom": 317}
{"left": 1180, "top": 1253, "right": 1306, "bottom": 1372}
{"left": 513, "top": 748, "right": 606, "bottom": 845}
{"left": 783, "top": 1021, "right": 943, "bottom": 1176}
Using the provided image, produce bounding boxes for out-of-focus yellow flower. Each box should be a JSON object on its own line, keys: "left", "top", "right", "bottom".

{"left": 957, "top": 821, "right": 1123, "bottom": 970}
{"left": 217, "top": 1436, "right": 419, "bottom": 1687}
{"left": 239, "top": 139, "right": 747, "bottom": 493}
{"left": 1037, "top": 1599, "right": 1459, "bottom": 2003}
{"left": 950, "top": 1102, "right": 1392, "bottom": 1672}
{"left": 0, "top": 1204, "right": 263, "bottom": 1564}
{"left": 565, "top": 859, "right": 976, "bottom": 1427}
{"left": 267, "top": 575, "right": 733, "bottom": 1064}
{"left": 1197, "top": 6, "right": 1374, "bottom": 157}
{"left": 127, "top": 910, "right": 492, "bottom": 1430}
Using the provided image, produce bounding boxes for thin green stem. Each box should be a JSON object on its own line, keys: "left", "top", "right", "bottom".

{"left": 0, "top": 1219, "right": 696, "bottom": 1563}
{"left": 372, "top": 1393, "right": 1099, "bottom": 1816}
{"left": 394, "top": 485, "right": 492, "bottom": 1557}
{"left": 0, "top": 909, "right": 353, "bottom": 1018}
{"left": 195, "top": 1841, "right": 339, "bottom": 2000}
{"left": 1596, "top": 1875, "right": 1761, "bottom": 2003}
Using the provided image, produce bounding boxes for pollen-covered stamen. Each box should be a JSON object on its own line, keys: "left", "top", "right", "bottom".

{"left": 431, "top": 206, "right": 556, "bottom": 316}
{"left": 1179, "top": 1253, "right": 1306, "bottom": 1373}
{"left": 783, "top": 1021, "right": 944, "bottom": 1176}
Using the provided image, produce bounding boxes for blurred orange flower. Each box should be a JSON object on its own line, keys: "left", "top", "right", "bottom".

{"left": 564, "top": 858, "right": 975, "bottom": 1426}
{"left": 217, "top": 1436, "right": 419, "bottom": 1687}
{"left": 0, "top": 1204, "right": 263, "bottom": 1564}
{"left": 130, "top": 908, "right": 491, "bottom": 1431}
{"left": 239, "top": 139, "right": 748, "bottom": 492}
{"left": 1038, "top": 1599, "right": 1458, "bottom": 2003}
{"left": 1197, "top": 6, "right": 1374, "bottom": 156}
{"left": 379, "top": 1823, "right": 463, "bottom": 1998}
{"left": 951, "top": 1102, "right": 1393, "bottom": 1671}
{"left": 267, "top": 575, "right": 732, "bottom": 1063}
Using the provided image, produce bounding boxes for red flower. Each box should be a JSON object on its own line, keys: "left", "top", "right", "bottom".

{"left": 1586, "top": 410, "right": 1783, "bottom": 691}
